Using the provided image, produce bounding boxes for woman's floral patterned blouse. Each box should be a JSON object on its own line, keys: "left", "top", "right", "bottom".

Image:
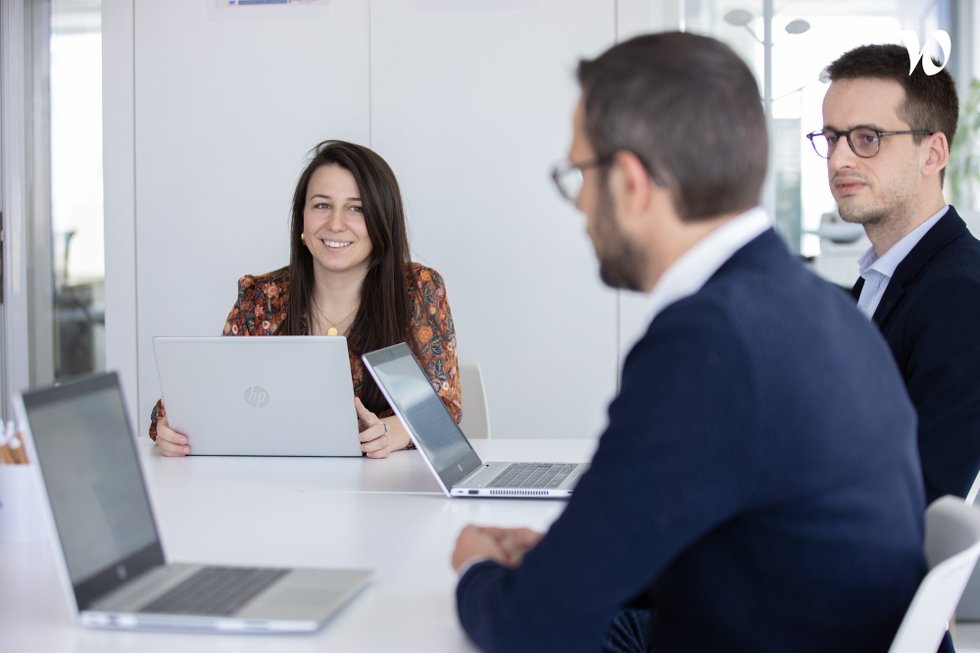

{"left": 149, "top": 262, "right": 462, "bottom": 439}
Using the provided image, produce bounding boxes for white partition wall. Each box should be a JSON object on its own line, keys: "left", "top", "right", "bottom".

{"left": 103, "top": 0, "right": 138, "bottom": 431}
{"left": 103, "top": 0, "right": 683, "bottom": 439}
{"left": 371, "top": 0, "right": 618, "bottom": 439}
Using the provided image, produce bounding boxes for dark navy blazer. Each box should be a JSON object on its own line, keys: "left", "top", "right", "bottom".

{"left": 457, "top": 229, "right": 926, "bottom": 653}
{"left": 851, "top": 207, "right": 980, "bottom": 503}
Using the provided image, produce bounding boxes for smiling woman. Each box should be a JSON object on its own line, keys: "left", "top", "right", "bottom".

{"left": 148, "top": 140, "right": 462, "bottom": 459}
{"left": 300, "top": 165, "right": 374, "bottom": 297}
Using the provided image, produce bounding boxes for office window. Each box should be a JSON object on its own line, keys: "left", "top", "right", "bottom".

{"left": 49, "top": 0, "right": 105, "bottom": 380}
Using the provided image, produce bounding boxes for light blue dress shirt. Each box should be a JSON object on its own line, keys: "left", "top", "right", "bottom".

{"left": 856, "top": 205, "right": 949, "bottom": 318}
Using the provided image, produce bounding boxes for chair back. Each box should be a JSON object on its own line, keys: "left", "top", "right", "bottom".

{"left": 889, "top": 496, "right": 980, "bottom": 653}
{"left": 954, "top": 468, "right": 980, "bottom": 619}
{"left": 965, "top": 468, "right": 980, "bottom": 506}
{"left": 458, "top": 359, "right": 490, "bottom": 439}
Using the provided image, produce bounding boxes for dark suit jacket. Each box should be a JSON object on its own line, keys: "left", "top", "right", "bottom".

{"left": 851, "top": 207, "right": 980, "bottom": 503}
{"left": 456, "top": 230, "right": 926, "bottom": 653}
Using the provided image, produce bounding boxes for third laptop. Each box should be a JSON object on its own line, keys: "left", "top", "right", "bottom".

{"left": 17, "top": 371, "right": 371, "bottom": 633}
{"left": 362, "top": 343, "right": 589, "bottom": 498}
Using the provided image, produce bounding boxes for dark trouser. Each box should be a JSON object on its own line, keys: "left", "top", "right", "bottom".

{"left": 601, "top": 609, "right": 956, "bottom": 652}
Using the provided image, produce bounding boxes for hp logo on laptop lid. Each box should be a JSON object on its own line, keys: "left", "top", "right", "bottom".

{"left": 243, "top": 386, "right": 270, "bottom": 408}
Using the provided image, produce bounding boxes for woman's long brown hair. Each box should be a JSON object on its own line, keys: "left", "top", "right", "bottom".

{"left": 283, "top": 140, "right": 416, "bottom": 414}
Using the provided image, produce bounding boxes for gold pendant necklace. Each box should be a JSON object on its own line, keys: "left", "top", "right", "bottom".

{"left": 312, "top": 299, "right": 359, "bottom": 337}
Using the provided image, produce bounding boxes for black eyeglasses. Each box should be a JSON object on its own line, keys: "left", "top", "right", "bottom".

{"left": 806, "top": 126, "right": 934, "bottom": 159}
{"left": 550, "top": 156, "right": 613, "bottom": 204}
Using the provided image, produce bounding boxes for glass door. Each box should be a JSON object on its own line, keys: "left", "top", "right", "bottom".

{"left": 0, "top": 0, "right": 33, "bottom": 417}
{"left": 0, "top": 0, "right": 104, "bottom": 417}
{"left": 48, "top": 0, "right": 105, "bottom": 381}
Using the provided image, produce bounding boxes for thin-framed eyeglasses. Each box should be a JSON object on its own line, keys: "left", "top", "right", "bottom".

{"left": 550, "top": 155, "right": 613, "bottom": 204}
{"left": 806, "top": 126, "right": 934, "bottom": 159}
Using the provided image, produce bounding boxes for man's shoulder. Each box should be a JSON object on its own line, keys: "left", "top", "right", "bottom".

{"left": 633, "top": 283, "right": 766, "bottom": 377}
{"left": 932, "top": 227, "right": 980, "bottom": 267}
{"left": 906, "top": 229, "right": 980, "bottom": 300}
{"left": 905, "top": 208, "right": 980, "bottom": 277}
{"left": 683, "top": 235, "right": 841, "bottom": 325}
{"left": 641, "top": 248, "right": 886, "bottom": 378}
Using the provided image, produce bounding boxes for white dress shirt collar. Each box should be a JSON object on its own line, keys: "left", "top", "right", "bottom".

{"left": 646, "top": 207, "right": 772, "bottom": 323}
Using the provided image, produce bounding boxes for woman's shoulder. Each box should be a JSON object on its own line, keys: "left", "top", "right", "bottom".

{"left": 237, "top": 266, "right": 290, "bottom": 298}
{"left": 225, "top": 266, "right": 290, "bottom": 336}
{"left": 405, "top": 261, "right": 446, "bottom": 290}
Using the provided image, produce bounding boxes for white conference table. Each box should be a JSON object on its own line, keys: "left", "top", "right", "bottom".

{"left": 0, "top": 437, "right": 597, "bottom": 652}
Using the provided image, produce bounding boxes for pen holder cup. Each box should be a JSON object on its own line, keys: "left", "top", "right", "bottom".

{"left": 0, "top": 465, "right": 48, "bottom": 542}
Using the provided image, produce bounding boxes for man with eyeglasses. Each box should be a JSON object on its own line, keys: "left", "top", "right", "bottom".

{"left": 450, "top": 32, "right": 926, "bottom": 653}
{"left": 810, "top": 44, "right": 980, "bottom": 504}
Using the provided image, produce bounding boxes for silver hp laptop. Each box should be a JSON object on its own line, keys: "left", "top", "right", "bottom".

{"left": 153, "top": 336, "right": 360, "bottom": 456}
{"left": 16, "top": 372, "right": 371, "bottom": 633}
{"left": 362, "top": 343, "right": 589, "bottom": 498}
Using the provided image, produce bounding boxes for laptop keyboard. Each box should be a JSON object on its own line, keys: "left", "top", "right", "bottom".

{"left": 488, "top": 463, "right": 577, "bottom": 489}
{"left": 141, "top": 566, "right": 288, "bottom": 616}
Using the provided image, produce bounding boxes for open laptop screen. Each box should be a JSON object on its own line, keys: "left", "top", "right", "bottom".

{"left": 363, "top": 344, "right": 482, "bottom": 488}
{"left": 22, "top": 372, "right": 165, "bottom": 606}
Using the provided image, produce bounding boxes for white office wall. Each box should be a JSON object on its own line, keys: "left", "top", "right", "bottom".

{"left": 103, "top": 0, "right": 683, "bottom": 439}
{"left": 131, "top": 0, "right": 371, "bottom": 433}
{"left": 370, "top": 0, "right": 618, "bottom": 439}
{"left": 103, "top": 0, "right": 138, "bottom": 429}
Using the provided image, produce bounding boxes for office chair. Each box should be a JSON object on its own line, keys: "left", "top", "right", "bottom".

{"left": 888, "top": 496, "right": 980, "bottom": 653}
{"left": 458, "top": 360, "right": 491, "bottom": 439}
{"left": 966, "top": 469, "right": 980, "bottom": 506}
{"left": 954, "top": 468, "right": 980, "bottom": 620}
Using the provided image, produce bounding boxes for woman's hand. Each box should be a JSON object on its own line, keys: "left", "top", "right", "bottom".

{"left": 155, "top": 413, "right": 191, "bottom": 457}
{"left": 354, "top": 397, "right": 408, "bottom": 458}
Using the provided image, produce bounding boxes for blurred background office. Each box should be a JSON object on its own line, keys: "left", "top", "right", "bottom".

{"left": 1, "top": 0, "right": 977, "bottom": 440}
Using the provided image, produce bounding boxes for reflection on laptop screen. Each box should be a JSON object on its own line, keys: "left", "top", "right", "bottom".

{"left": 367, "top": 348, "right": 479, "bottom": 481}
{"left": 25, "top": 379, "right": 159, "bottom": 586}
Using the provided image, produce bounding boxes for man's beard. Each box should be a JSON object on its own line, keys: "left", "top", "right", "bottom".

{"left": 594, "top": 186, "right": 647, "bottom": 292}
{"left": 836, "top": 199, "right": 886, "bottom": 226}
{"left": 832, "top": 170, "right": 913, "bottom": 227}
